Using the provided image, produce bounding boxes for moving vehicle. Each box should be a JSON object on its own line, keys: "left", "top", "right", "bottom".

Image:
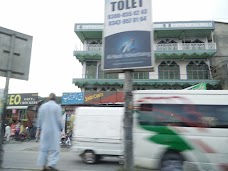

{"left": 133, "top": 90, "right": 228, "bottom": 171}
{"left": 72, "top": 107, "right": 124, "bottom": 164}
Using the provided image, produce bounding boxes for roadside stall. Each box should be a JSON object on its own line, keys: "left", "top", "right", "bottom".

{"left": 6, "top": 93, "right": 38, "bottom": 139}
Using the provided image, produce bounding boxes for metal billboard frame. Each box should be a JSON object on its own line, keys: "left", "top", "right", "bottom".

{"left": 0, "top": 26, "right": 33, "bottom": 80}
{"left": 0, "top": 27, "right": 33, "bottom": 167}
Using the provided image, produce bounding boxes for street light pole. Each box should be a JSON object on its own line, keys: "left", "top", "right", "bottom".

{"left": 123, "top": 70, "right": 134, "bottom": 171}
{"left": 0, "top": 34, "right": 15, "bottom": 167}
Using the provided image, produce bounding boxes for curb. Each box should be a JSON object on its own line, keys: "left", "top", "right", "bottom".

{"left": 1, "top": 168, "right": 39, "bottom": 171}
{"left": 1, "top": 167, "right": 75, "bottom": 171}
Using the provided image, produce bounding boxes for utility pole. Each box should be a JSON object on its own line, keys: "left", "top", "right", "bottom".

{"left": 0, "top": 34, "right": 15, "bottom": 168}
{"left": 123, "top": 70, "right": 134, "bottom": 171}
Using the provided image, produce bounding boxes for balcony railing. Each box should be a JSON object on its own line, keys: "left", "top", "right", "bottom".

{"left": 154, "top": 43, "right": 216, "bottom": 51}
{"left": 79, "top": 72, "right": 212, "bottom": 80}
{"left": 81, "top": 72, "right": 149, "bottom": 80}
{"left": 75, "top": 43, "right": 216, "bottom": 52}
{"left": 82, "top": 74, "right": 118, "bottom": 79}
{"left": 86, "top": 44, "right": 102, "bottom": 51}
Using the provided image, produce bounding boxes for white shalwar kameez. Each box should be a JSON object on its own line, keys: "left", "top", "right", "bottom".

{"left": 37, "top": 100, "right": 63, "bottom": 168}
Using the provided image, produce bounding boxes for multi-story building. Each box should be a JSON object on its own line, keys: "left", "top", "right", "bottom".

{"left": 210, "top": 21, "right": 228, "bottom": 89}
{"left": 73, "top": 21, "right": 228, "bottom": 95}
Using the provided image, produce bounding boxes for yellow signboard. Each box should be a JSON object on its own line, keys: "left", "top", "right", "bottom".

{"left": 7, "top": 93, "right": 38, "bottom": 106}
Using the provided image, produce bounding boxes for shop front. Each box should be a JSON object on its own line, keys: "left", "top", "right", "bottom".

{"left": 6, "top": 93, "right": 38, "bottom": 138}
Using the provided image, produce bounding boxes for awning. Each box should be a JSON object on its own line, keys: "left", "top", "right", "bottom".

{"left": 6, "top": 106, "right": 28, "bottom": 109}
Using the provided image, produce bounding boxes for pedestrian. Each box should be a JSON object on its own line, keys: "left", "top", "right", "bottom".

{"left": 10, "top": 122, "right": 16, "bottom": 139}
{"left": 15, "top": 120, "right": 21, "bottom": 140}
{"left": 4, "top": 123, "right": 11, "bottom": 142}
{"left": 37, "top": 93, "right": 64, "bottom": 171}
{"left": 35, "top": 127, "right": 40, "bottom": 142}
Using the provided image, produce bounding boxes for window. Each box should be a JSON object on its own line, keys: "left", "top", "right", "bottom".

{"left": 86, "top": 61, "right": 97, "bottom": 79}
{"left": 158, "top": 61, "right": 180, "bottom": 79}
{"left": 187, "top": 61, "right": 209, "bottom": 79}
{"left": 137, "top": 104, "right": 228, "bottom": 128}
{"left": 98, "top": 64, "right": 118, "bottom": 79}
{"left": 133, "top": 72, "right": 149, "bottom": 79}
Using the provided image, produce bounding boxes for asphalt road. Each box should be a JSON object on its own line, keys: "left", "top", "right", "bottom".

{"left": 2, "top": 140, "right": 151, "bottom": 171}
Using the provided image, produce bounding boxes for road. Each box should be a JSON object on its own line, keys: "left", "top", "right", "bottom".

{"left": 2, "top": 140, "right": 150, "bottom": 171}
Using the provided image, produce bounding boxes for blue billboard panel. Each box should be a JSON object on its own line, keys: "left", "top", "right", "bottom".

{"left": 104, "top": 31, "right": 151, "bottom": 69}
{"left": 102, "top": 0, "right": 154, "bottom": 72}
{"left": 61, "top": 92, "right": 84, "bottom": 105}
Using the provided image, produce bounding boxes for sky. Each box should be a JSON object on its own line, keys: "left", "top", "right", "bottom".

{"left": 0, "top": 0, "right": 228, "bottom": 97}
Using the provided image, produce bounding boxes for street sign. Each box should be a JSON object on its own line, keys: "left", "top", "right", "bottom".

{"left": 0, "top": 26, "right": 33, "bottom": 80}
{"left": 102, "top": 0, "right": 154, "bottom": 72}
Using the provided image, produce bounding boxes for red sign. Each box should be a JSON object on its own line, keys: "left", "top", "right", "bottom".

{"left": 84, "top": 91, "right": 124, "bottom": 104}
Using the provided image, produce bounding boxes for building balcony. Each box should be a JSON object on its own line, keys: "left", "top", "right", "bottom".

{"left": 81, "top": 72, "right": 149, "bottom": 80}
{"left": 74, "top": 43, "right": 216, "bottom": 63}
{"left": 154, "top": 43, "right": 216, "bottom": 51}
{"left": 72, "top": 74, "right": 220, "bottom": 90}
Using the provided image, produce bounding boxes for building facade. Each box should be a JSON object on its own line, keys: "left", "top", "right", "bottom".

{"left": 210, "top": 22, "right": 228, "bottom": 89}
{"left": 73, "top": 21, "right": 228, "bottom": 94}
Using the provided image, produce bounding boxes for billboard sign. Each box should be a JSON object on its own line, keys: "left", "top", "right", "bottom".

{"left": 102, "top": 0, "right": 154, "bottom": 72}
{"left": 0, "top": 26, "right": 33, "bottom": 80}
{"left": 61, "top": 92, "right": 84, "bottom": 105}
{"left": 7, "top": 93, "right": 38, "bottom": 106}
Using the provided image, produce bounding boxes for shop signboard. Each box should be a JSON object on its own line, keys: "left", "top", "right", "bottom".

{"left": 61, "top": 92, "right": 84, "bottom": 105}
{"left": 7, "top": 93, "right": 38, "bottom": 106}
{"left": 102, "top": 0, "right": 154, "bottom": 72}
{"left": 84, "top": 91, "right": 124, "bottom": 104}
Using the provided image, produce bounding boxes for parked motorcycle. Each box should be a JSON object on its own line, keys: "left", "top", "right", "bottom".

{"left": 60, "top": 133, "right": 72, "bottom": 147}
{"left": 17, "top": 127, "right": 30, "bottom": 142}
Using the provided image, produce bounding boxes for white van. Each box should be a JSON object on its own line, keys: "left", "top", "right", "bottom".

{"left": 72, "top": 106, "right": 124, "bottom": 164}
{"left": 133, "top": 90, "right": 228, "bottom": 171}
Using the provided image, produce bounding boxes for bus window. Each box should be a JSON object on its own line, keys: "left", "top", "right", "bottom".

{"left": 137, "top": 104, "right": 228, "bottom": 128}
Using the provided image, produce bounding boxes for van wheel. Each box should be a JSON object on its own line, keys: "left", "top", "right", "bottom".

{"left": 119, "top": 156, "right": 124, "bottom": 165}
{"left": 82, "top": 151, "right": 97, "bottom": 164}
{"left": 160, "top": 152, "right": 184, "bottom": 171}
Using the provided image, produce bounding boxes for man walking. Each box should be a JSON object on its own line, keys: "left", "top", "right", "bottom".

{"left": 37, "top": 93, "right": 63, "bottom": 171}
{"left": 4, "top": 124, "right": 11, "bottom": 142}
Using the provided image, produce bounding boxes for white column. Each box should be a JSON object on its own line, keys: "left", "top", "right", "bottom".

{"left": 150, "top": 62, "right": 159, "bottom": 79}
{"left": 178, "top": 61, "right": 187, "bottom": 79}
{"left": 211, "top": 31, "right": 214, "bottom": 43}
{"left": 205, "top": 37, "right": 209, "bottom": 50}
{"left": 178, "top": 43, "right": 183, "bottom": 50}
{"left": 83, "top": 40, "right": 87, "bottom": 51}
{"left": 82, "top": 62, "right": 86, "bottom": 78}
